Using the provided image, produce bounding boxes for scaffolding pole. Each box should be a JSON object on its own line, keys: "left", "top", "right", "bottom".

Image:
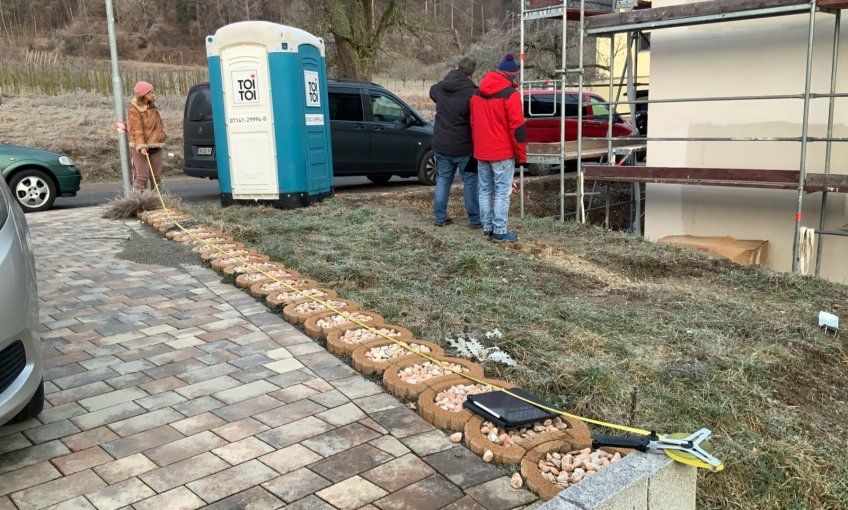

{"left": 815, "top": 10, "right": 842, "bottom": 276}
{"left": 791, "top": 2, "right": 818, "bottom": 273}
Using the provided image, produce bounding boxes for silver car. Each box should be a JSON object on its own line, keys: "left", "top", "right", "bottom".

{"left": 0, "top": 176, "right": 43, "bottom": 425}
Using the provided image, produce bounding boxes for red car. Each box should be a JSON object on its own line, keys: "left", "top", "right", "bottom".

{"left": 523, "top": 90, "right": 637, "bottom": 143}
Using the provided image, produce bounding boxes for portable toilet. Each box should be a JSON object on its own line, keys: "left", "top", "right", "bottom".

{"left": 206, "top": 21, "right": 334, "bottom": 208}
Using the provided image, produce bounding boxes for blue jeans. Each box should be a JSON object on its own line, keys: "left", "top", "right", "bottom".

{"left": 433, "top": 152, "right": 480, "bottom": 224}
{"left": 477, "top": 159, "right": 514, "bottom": 234}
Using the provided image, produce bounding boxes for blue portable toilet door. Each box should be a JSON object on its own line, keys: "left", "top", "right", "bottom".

{"left": 220, "top": 44, "right": 279, "bottom": 199}
{"left": 300, "top": 54, "right": 332, "bottom": 195}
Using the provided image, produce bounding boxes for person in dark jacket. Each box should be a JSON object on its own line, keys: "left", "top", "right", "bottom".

{"left": 430, "top": 56, "right": 481, "bottom": 228}
{"left": 469, "top": 53, "right": 527, "bottom": 242}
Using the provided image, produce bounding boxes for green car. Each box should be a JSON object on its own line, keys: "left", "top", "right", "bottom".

{"left": 0, "top": 143, "right": 82, "bottom": 212}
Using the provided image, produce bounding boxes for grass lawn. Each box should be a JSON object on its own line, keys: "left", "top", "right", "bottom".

{"left": 184, "top": 187, "right": 848, "bottom": 510}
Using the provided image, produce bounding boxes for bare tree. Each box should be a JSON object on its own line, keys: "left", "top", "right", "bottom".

{"left": 322, "top": 0, "right": 400, "bottom": 80}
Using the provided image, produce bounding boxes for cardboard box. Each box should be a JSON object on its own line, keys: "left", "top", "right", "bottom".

{"left": 659, "top": 235, "right": 769, "bottom": 266}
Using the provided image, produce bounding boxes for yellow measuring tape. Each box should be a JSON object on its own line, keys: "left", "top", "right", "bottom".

{"left": 142, "top": 157, "right": 722, "bottom": 472}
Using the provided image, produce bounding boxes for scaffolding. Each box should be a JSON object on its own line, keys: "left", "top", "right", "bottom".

{"left": 520, "top": 0, "right": 848, "bottom": 277}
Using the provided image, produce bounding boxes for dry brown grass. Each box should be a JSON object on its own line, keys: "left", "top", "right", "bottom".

{"left": 0, "top": 92, "right": 185, "bottom": 181}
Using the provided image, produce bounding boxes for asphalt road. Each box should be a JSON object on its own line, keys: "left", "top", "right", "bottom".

{"left": 51, "top": 175, "right": 426, "bottom": 210}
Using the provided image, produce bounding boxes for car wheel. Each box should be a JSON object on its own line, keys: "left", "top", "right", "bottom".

{"left": 366, "top": 174, "right": 392, "bottom": 185}
{"left": 416, "top": 150, "right": 437, "bottom": 186}
{"left": 10, "top": 380, "right": 44, "bottom": 423}
{"left": 10, "top": 169, "right": 57, "bottom": 212}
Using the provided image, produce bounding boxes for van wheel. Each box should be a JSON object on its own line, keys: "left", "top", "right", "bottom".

{"left": 10, "top": 380, "right": 44, "bottom": 423}
{"left": 528, "top": 164, "right": 554, "bottom": 176}
{"left": 417, "top": 150, "right": 437, "bottom": 186}
{"left": 366, "top": 175, "right": 392, "bottom": 185}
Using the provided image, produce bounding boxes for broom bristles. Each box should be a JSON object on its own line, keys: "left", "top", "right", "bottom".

{"left": 101, "top": 190, "right": 182, "bottom": 219}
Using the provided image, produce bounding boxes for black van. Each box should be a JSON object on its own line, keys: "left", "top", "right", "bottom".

{"left": 183, "top": 80, "right": 437, "bottom": 185}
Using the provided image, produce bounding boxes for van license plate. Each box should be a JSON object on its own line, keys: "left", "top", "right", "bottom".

{"left": 198, "top": 147, "right": 213, "bottom": 156}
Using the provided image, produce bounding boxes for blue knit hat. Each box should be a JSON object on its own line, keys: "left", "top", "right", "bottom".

{"left": 498, "top": 52, "right": 519, "bottom": 73}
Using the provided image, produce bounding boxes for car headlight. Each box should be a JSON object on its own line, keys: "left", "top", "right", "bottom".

{"left": 59, "top": 155, "right": 74, "bottom": 166}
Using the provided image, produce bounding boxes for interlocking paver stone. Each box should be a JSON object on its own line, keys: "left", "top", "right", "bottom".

{"left": 47, "top": 382, "right": 114, "bottom": 407}
{"left": 100, "top": 425, "right": 183, "bottom": 459}
{"left": 178, "top": 363, "right": 240, "bottom": 384}
{"left": 423, "top": 447, "right": 504, "bottom": 489}
{"left": 0, "top": 462, "right": 61, "bottom": 497}
{"left": 93, "top": 453, "right": 158, "bottom": 484}
{"left": 0, "top": 440, "right": 70, "bottom": 475}
{"left": 78, "top": 388, "right": 149, "bottom": 412}
{"left": 176, "top": 376, "right": 241, "bottom": 399}
{"left": 262, "top": 468, "right": 332, "bottom": 503}
{"left": 172, "top": 395, "right": 225, "bottom": 417}
{"left": 38, "top": 403, "right": 87, "bottom": 424}
{"left": 60, "top": 427, "right": 119, "bottom": 452}
{"left": 300, "top": 422, "right": 382, "bottom": 457}
{"left": 308, "top": 444, "right": 394, "bottom": 483}
{"left": 84, "top": 477, "right": 155, "bottom": 510}
{"left": 253, "top": 399, "right": 326, "bottom": 428}
{"left": 361, "top": 453, "right": 437, "bottom": 493}
{"left": 202, "top": 486, "right": 283, "bottom": 510}
{"left": 211, "top": 418, "right": 270, "bottom": 443}
{"left": 270, "top": 384, "right": 319, "bottom": 404}
{"left": 107, "top": 407, "right": 183, "bottom": 437}
{"left": 143, "top": 430, "right": 226, "bottom": 466}
{"left": 401, "top": 429, "right": 456, "bottom": 457}
{"left": 10, "top": 469, "right": 106, "bottom": 510}
{"left": 43, "top": 495, "right": 97, "bottom": 509}
{"left": 213, "top": 380, "right": 278, "bottom": 405}
{"left": 139, "top": 452, "right": 230, "bottom": 493}
{"left": 211, "top": 436, "right": 275, "bottom": 465}
{"left": 70, "top": 402, "right": 147, "bottom": 431}
{"left": 170, "top": 412, "right": 228, "bottom": 436}
{"left": 22, "top": 419, "right": 80, "bottom": 444}
{"left": 462, "top": 477, "right": 539, "bottom": 510}
{"left": 315, "top": 475, "right": 388, "bottom": 510}
{"left": 0, "top": 433, "right": 30, "bottom": 455}
{"left": 132, "top": 486, "right": 206, "bottom": 510}
{"left": 258, "top": 444, "right": 323, "bottom": 474}
{"left": 212, "top": 394, "right": 283, "bottom": 423}
{"left": 186, "top": 459, "right": 278, "bottom": 503}
{"left": 315, "top": 402, "right": 366, "bottom": 427}
{"left": 370, "top": 406, "right": 435, "bottom": 439}
{"left": 373, "top": 474, "right": 465, "bottom": 510}
{"left": 51, "top": 447, "right": 114, "bottom": 475}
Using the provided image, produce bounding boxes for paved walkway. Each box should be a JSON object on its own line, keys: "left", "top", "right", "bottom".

{"left": 0, "top": 207, "right": 539, "bottom": 510}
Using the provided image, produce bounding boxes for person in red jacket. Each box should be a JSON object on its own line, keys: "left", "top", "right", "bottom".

{"left": 470, "top": 53, "right": 527, "bottom": 242}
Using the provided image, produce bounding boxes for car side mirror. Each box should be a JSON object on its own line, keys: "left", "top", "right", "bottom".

{"left": 405, "top": 114, "right": 419, "bottom": 126}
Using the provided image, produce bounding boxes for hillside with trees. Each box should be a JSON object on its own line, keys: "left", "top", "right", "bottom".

{"left": 0, "top": 0, "right": 598, "bottom": 83}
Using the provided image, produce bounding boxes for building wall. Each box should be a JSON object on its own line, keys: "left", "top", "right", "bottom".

{"left": 646, "top": 0, "right": 848, "bottom": 282}
{"left": 593, "top": 31, "right": 651, "bottom": 117}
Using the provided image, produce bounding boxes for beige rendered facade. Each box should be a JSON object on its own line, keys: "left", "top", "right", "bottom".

{"left": 645, "top": 0, "right": 848, "bottom": 283}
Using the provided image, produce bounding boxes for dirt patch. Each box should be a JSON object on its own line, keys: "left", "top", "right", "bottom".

{"left": 775, "top": 340, "right": 848, "bottom": 436}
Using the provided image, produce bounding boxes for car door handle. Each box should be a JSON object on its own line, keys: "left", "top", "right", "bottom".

{"left": 372, "top": 126, "right": 385, "bottom": 131}
{"left": 354, "top": 124, "right": 367, "bottom": 130}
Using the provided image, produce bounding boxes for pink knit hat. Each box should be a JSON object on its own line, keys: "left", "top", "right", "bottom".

{"left": 133, "top": 81, "right": 154, "bottom": 96}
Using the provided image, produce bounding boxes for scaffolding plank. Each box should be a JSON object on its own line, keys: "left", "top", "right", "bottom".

{"left": 818, "top": 0, "right": 848, "bottom": 9}
{"left": 585, "top": 0, "right": 814, "bottom": 34}
{"left": 805, "top": 173, "right": 848, "bottom": 192}
{"left": 583, "top": 165, "right": 848, "bottom": 193}
{"left": 527, "top": 140, "right": 645, "bottom": 162}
